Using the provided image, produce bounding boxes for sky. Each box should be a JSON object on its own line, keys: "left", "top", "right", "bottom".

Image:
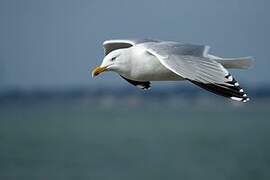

{"left": 0, "top": 0, "right": 270, "bottom": 90}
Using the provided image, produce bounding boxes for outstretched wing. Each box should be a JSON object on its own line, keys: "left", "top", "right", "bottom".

{"left": 144, "top": 41, "right": 210, "bottom": 58}
{"left": 103, "top": 38, "right": 159, "bottom": 56}
{"left": 144, "top": 42, "right": 249, "bottom": 102}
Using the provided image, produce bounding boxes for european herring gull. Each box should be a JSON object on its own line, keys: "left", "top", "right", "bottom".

{"left": 92, "top": 39, "right": 253, "bottom": 102}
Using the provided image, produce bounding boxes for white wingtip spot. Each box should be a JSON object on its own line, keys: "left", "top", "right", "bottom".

{"left": 137, "top": 85, "right": 145, "bottom": 89}
{"left": 231, "top": 97, "right": 243, "bottom": 101}
{"left": 246, "top": 98, "right": 250, "bottom": 101}
{"left": 234, "top": 82, "right": 239, "bottom": 86}
{"left": 228, "top": 75, "right": 233, "bottom": 81}
{"left": 243, "top": 94, "right": 247, "bottom": 97}
{"left": 239, "top": 89, "right": 244, "bottom": 93}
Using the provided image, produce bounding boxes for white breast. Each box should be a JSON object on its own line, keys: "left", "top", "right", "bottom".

{"left": 123, "top": 46, "right": 184, "bottom": 81}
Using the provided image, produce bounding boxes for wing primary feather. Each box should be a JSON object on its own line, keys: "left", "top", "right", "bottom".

{"left": 189, "top": 77, "right": 250, "bottom": 102}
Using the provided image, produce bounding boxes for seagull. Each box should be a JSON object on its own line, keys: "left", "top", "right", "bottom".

{"left": 92, "top": 39, "right": 253, "bottom": 102}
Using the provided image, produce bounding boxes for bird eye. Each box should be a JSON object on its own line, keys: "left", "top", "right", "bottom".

{"left": 111, "top": 57, "right": 117, "bottom": 61}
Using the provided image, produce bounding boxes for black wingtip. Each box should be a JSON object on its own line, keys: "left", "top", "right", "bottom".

{"left": 190, "top": 73, "right": 250, "bottom": 102}
{"left": 225, "top": 73, "right": 250, "bottom": 102}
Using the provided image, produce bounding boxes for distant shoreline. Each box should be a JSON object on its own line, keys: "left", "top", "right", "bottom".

{"left": 1, "top": 86, "right": 270, "bottom": 105}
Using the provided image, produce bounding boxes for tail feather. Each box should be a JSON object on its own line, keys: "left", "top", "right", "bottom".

{"left": 208, "top": 54, "right": 254, "bottom": 69}
{"left": 215, "top": 57, "right": 254, "bottom": 69}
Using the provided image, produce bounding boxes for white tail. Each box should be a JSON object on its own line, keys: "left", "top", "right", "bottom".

{"left": 208, "top": 55, "right": 254, "bottom": 69}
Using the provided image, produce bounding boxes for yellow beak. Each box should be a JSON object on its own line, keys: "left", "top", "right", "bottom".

{"left": 92, "top": 66, "right": 107, "bottom": 77}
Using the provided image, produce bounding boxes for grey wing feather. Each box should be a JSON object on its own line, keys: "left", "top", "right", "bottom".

{"left": 103, "top": 38, "right": 159, "bottom": 55}
{"left": 144, "top": 41, "right": 210, "bottom": 58}
{"left": 144, "top": 42, "right": 224, "bottom": 84}
{"left": 144, "top": 42, "right": 250, "bottom": 102}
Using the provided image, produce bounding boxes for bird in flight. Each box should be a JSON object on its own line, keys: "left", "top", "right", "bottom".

{"left": 92, "top": 39, "right": 253, "bottom": 102}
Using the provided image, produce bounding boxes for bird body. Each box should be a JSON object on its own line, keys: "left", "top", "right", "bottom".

{"left": 92, "top": 39, "right": 253, "bottom": 102}
{"left": 122, "top": 45, "right": 184, "bottom": 81}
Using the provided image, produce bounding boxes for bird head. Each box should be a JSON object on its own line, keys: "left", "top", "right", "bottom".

{"left": 92, "top": 49, "right": 130, "bottom": 77}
